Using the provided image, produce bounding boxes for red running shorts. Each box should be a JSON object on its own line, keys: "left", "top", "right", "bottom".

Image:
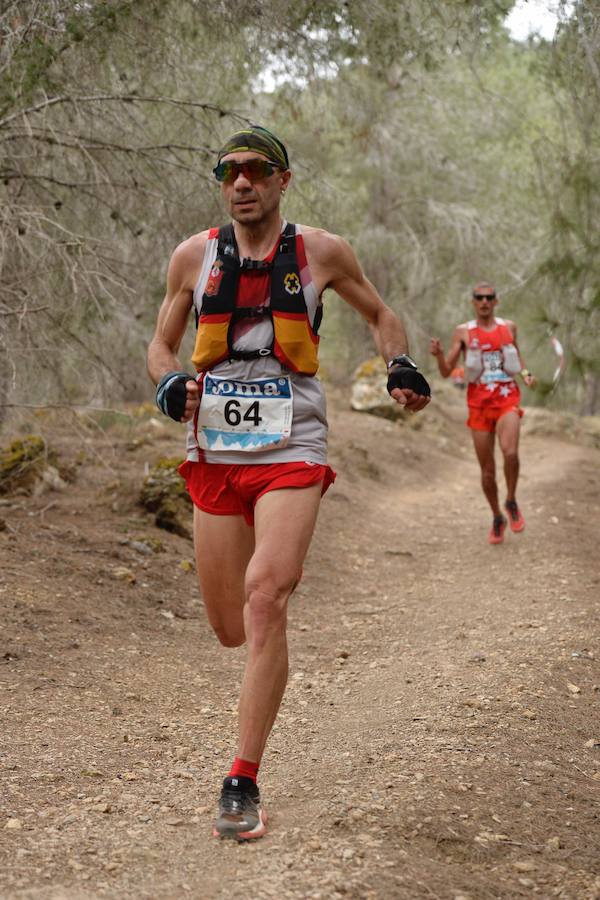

{"left": 178, "top": 459, "right": 336, "bottom": 526}
{"left": 467, "top": 403, "right": 524, "bottom": 433}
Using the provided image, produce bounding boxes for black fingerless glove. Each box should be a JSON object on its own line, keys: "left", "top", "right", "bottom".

{"left": 156, "top": 371, "right": 194, "bottom": 421}
{"left": 386, "top": 367, "right": 431, "bottom": 397}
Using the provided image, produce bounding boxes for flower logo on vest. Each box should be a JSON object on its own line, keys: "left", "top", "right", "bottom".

{"left": 284, "top": 272, "right": 301, "bottom": 295}
{"left": 205, "top": 260, "right": 224, "bottom": 297}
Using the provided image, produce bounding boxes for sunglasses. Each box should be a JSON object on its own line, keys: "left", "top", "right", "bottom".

{"left": 473, "top": 293, "right": 496, "bottom": 301}
{"left": 213, "top": 159, "right": 281, "bottom": 184}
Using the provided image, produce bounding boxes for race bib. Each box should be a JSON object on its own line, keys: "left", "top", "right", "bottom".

{"left": 481, "top": 350, "right": 511, "bottom": 383}
{"left": 196, "top": 373, "right": 293, "bottom": 452}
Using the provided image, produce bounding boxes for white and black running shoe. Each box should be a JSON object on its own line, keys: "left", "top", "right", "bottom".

{"left": 212, "top": 776, "right": 267, "bottom": 841}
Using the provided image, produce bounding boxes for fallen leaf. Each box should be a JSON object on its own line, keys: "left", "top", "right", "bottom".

{"left": 513, "top": 860, "right": 536, "bottom": 873}
{"left": 112, "top": 566, "right": 136, "bottom": 584}
{"left": 475, "top": 831, "right": 510, "bottom": 843}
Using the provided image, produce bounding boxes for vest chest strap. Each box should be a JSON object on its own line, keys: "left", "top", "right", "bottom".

{"left": 234, "top": 306, "right": 270, "bottom": 320}
{"left": 229, "top": 346, "right": 273, "bottom": 360}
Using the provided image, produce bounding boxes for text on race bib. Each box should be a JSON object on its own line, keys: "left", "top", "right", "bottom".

{"left": 196, "top": 373, "right": 293, "bottom": 452}
{"left": 481, "top": 350, "right": 512, "bottom": 383}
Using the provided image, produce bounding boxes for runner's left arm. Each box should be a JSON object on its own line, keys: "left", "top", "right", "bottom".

{"left": 508, "top": 322, "right": 537, "bottom": 388}
{"left": 321, "top": 233, "right": 430, "bottom": 411}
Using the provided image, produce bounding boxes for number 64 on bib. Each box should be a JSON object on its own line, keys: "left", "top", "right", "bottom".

{"left": 196, "top": 373, "right": 293, "bottom": 452}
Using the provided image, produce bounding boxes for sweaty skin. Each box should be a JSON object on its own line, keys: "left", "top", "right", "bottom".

{"left": 147, "top": 148, "right": 429, "bottom": 776}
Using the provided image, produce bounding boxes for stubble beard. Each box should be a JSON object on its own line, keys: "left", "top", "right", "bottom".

{"left": 229, "top": 194, "right": 279, "bottom": 228}
{"left": 231, "top": 206, "right": 264, "bottom": 226}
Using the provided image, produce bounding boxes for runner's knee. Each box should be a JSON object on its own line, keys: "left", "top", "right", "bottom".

{"left": 244, "top": 568, "right": 294, "bottom": 637}
{"left": 245, "top": 559, "right": 298, "bottom": 602}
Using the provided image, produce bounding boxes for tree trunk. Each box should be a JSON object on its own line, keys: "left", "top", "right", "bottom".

{"left": 580, "top": 371, "right": 600, "bottom": 416}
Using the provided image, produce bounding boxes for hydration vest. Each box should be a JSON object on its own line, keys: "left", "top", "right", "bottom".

{"left": 464, "top": 317, "right": 521, "bottom": 383}
{"left": 191, "top": 222, "right": 321, "bottom": 375}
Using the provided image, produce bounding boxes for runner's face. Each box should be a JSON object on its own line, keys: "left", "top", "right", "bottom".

{"left": 219, "top": 151, "right": 291, "bottom": 225}
{"left": 472, "top": 292, "right": 497, "bottom": 318}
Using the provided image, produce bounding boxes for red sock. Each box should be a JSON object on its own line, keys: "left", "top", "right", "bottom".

{"left": 228, "top": 757, "right": 259, "bottom": 783}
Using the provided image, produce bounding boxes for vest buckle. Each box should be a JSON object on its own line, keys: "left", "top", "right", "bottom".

{"left": 240, "top": 258, "right": 273, "bottom": 271}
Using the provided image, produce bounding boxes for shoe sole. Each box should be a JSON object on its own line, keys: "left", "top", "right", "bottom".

{"left": 212, "top": 809, "right": 268, "bottom": 841}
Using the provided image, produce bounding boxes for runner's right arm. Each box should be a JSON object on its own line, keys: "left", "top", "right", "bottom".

{"left": 429, "top": 327, "right": 465, "bottom": 378}
{"left": 147, "top": 234, "right": 206, "bottom": 422}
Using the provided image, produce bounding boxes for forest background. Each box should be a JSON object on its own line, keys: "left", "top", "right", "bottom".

{"left": 1, "top": 0, "right": 599, "bottom": 427}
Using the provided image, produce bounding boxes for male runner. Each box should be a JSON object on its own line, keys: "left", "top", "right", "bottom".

{"left": 430, "top": 281, "right": 536, "bottom": 545}
{"left": 147, "top": 125, "right": 430, "bottom": 840}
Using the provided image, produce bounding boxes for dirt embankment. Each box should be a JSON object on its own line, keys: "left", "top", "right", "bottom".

{"left": 1, "top": 387, "right": 600, "bottom": 900}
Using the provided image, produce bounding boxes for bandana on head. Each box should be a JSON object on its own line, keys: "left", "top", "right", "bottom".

{"left": 217, "top": 125, "right": 289, "bottom": 170}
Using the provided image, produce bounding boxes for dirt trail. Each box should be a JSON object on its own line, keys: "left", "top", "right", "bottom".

{"left": 1, "top": 391, "right": 600, "bottom": 900}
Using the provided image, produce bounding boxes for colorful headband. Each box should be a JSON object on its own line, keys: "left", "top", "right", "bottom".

{"left": 217, "top": 125, "right": 289, "bottom": 170}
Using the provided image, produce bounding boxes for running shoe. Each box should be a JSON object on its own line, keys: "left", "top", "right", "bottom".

{"left": 505, "top": 499, "right": 525, "bottom": 533}
{"left": 488, "top": 515, "right": 507, "bottom": 545}
{"left": 212, "top": 776, "right": 267, "bottom": 841}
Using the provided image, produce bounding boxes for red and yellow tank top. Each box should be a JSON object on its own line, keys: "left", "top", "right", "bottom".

{"left": 191, "top": 222, "right": 321, "bottom": 374}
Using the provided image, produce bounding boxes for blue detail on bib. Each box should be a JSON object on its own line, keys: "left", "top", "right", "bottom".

{"left": 202, "top": 429, "right": 288, "bottom": 449}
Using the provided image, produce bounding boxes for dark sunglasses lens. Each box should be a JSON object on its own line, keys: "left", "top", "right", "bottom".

{"left": 213, "top": 160, "right": 276, "bottom": 183}
{"left": 474, "top": 294, "right": 495, "bottom": 300}
{"left": 244, "top": 160, "right": 275, "bottom": 179}
{"left": 213, "top": 162, "right": 233, "bottom": 182}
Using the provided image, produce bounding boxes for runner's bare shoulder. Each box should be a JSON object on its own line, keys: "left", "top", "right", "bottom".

{"left": 170, "top": 230, "right": 210, "bottom": 267}
{"left": 300, "top": 226, "right": 351, "bottom": 265}
{"left": 455, "top": 322, "right": 469, "bottom": 346}
{"left": 168, "top": 230, "right": 210, "bottom": 292}
{"left": 300, "top": 226, "right": 358, "bottom": 292}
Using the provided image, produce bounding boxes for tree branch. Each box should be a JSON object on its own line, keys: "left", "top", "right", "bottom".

{"left": 0, "top": 305, "right": 49, "bottom": 316}
{"left": 0, "top": 94, "right": 249, "bottom": 130}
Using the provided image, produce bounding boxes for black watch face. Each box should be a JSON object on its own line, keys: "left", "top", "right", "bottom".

{"left": 391, "top": 355, "right": 416, "bottom": 369}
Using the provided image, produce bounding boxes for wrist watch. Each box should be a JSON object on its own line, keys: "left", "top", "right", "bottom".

{"left": 387, "top": 354, "right": 418, "bottom": 371}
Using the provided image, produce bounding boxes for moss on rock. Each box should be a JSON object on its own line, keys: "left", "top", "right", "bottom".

{"left": 354, "top": 357, "right": 385, "bottom": 380}
{"left": 0, "top": 435, "right": 49, "bottom": 495}
{"left": 351, "top": 358, "right": 410, "bottom": 422}
{"left": 139, "top": 457, "right": 191, "bottom": 538}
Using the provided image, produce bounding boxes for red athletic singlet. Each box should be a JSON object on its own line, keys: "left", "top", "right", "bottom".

{"left": 466, "top": 318, "right": 521, "bottom": 409}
